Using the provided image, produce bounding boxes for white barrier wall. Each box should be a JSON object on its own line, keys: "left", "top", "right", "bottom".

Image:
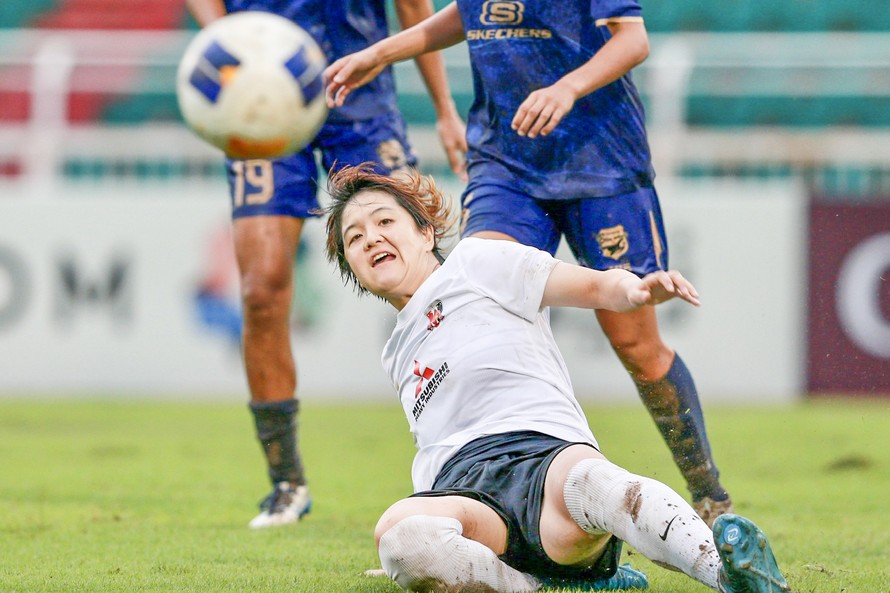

{"left": 0, "top": 179, "right": 804, "bottom": 402}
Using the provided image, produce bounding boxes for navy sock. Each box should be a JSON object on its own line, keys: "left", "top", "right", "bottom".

{"left": 249, "top": 399, "right": 306, "bottom": 487}
{"left": 635, "top": 354, "right": 727, "bottom": 501}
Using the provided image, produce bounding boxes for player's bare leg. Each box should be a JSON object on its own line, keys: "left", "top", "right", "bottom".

{"left": 234, "top": 214, "right": 310, "bottom": 528}
{"left": 596, "top": 306, "right": 732, "bottom": 526}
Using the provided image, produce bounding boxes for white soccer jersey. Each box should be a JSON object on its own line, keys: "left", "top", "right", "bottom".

{"left": 381, "top": 238, "right": 598, "bottom": 492}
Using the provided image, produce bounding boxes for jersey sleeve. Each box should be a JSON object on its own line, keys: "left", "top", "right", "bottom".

{"left": 590, "top": 0, "right": 643, "bottom": 27}
{"left": 457, "top": 238, "right": 559, "bottom": 321}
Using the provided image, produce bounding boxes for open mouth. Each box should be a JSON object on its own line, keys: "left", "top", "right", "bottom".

{"left": 371, "top": 252, "right": 395, "bottom": 267}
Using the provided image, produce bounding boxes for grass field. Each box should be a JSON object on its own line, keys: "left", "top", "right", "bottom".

{"left": 2, "top": 397, "right": 889, "bottom": 593}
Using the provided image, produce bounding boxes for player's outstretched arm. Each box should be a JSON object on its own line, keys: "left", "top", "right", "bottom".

{"left": 324, "top": 3, "right": 464, "bottom": 108}
{"left": 542, "top": 263, "right": 700, "bottom": 312}
{"left": 511, "top": 20, "right": 650, "bottom": 139}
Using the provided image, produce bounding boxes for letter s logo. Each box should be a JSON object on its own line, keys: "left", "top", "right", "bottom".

{"left": 480, "top": 0, "right": 524, "bottom": 25}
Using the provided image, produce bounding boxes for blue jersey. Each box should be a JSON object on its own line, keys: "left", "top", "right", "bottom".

{"left": 225, "top": 0, "right": 399, "bottom": 122}
{"left": 457, "top": 0, "right": 654, "bottom": 200}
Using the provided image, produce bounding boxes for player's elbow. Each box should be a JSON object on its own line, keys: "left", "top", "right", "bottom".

{"left": 630, "top": 33, "right": 650, "bottom": 66}
{"left": 620, "top": 24, "right": 649, "bottom": 66}
{"left": 638, "top": 39, "right": 650, "bottom": 63}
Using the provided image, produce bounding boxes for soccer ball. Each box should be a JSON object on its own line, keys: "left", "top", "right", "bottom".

{"left": 176, "top": 11, "right": 328, "bottom": 159}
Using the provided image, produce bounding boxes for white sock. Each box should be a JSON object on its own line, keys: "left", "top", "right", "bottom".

{"left": 563, "top": 458, "right": 721, "bottom": 589}
{"left": 378, "top": 515, "right": 539, "bottom": 593}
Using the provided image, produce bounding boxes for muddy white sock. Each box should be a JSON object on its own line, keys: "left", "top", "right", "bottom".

{"left": 563, "top": 458, "right": 721, "bottom": 589}
{"left": 378, "top": 515, "right": 539, "bottom": 592}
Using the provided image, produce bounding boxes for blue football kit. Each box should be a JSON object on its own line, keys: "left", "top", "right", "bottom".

{"left": 457, "top": 0, "right": 667, "bottom": 274}
{"left": 222, "top": 0, "right": 416, "bottom": 219}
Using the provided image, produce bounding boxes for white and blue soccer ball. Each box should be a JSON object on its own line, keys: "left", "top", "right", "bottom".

{"left": 176, "top": 11, "right": 328, "bottom": 159}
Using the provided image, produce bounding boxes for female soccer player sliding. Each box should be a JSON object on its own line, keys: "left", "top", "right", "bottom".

{"left": 320, "top": 164, "right": 791, "bottom": 593}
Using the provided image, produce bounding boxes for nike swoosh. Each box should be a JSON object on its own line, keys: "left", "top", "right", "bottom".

{"left": 659, "top": 514, "right": 680, "bottom": 541}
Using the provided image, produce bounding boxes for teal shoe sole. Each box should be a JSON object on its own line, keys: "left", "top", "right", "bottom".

{"left": 713, "top": 514, "right": 791, "bottom": 593}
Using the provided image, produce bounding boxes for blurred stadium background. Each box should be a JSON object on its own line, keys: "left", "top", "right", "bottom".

{"left": 0, "top": 0, "right": 888, "bottom": 401}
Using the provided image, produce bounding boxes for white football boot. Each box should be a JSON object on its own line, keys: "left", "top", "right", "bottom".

{"left": 248, "top": 482, "right": 311, "bottom": 529}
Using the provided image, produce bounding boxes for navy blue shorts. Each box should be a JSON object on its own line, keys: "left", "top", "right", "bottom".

{"left": 226, "top": 111, "right": 416, "bottom": 219}
{"left": 461, "top": 184, "right": 669, "bottom": 276}
{"left": 412, "top": 431, "right": 622, "bottom": 581}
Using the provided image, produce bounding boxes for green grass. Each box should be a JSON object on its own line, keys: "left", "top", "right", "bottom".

{"left": 2, "top": 398, "right": 889, "bottom": 592}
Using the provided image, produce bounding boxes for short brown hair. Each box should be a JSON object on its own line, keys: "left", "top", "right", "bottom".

{"left": 322, "top": 163, "right": 454, "bottom": 295}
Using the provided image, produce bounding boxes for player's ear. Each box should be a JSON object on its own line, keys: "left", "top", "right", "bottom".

{"left": 422, "top": 224, "right": 436, "bottom": 252}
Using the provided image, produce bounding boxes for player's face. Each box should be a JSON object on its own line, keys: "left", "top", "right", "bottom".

{"left": 341, "top": 190, "right": 436, "bottom": 309}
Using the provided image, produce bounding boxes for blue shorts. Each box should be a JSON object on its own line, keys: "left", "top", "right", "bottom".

{"left": 226, "top": 111, "right": 416, "bottom": 219}
{"left": 461, "top": 185, "right": 669, "bottom": 275}
{"left": 412, "top": 431, "right": 622, "bottom": 581}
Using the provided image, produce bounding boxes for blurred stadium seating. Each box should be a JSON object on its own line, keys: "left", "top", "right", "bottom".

{"left": 1, "top": 0, "right": 889, "bottom": 197}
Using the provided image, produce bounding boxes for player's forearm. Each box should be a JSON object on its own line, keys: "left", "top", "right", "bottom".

{"left": 559, "top": 21, "right": 649, "bottom": 101}
{"left": 186, "top": 0, "right": 227, "bottom": 27}
{"left": 542, "top": 264, "right": 640, "bottom": 312}
{"left": 383, "top": 2, "right": 464, "bottom": 65}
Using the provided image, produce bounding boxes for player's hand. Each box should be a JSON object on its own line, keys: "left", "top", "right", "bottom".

{"left": 511, "top": 81, "right": 576, "bottom": 139}
{"left": 324, "top": 50, "right": 387, "bottom": 108}
{"left": 436, "top": 110, "right": 468, "bottom": 181}
{"left": 629, "top": 270, "right": 700, "bottom": 308}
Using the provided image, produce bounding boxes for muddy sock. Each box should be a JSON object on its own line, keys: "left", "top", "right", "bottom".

{"left": 249, "top": 398, "right": 306, "bottom": 487}
{"left": 635, "top": 354, "right": 726, "bottom": 502}
{"left": 379, "top": 516, "right": 539, "bottom": 592}
{"left": 564, "top": 458, "right": 721, "bottom": 589}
